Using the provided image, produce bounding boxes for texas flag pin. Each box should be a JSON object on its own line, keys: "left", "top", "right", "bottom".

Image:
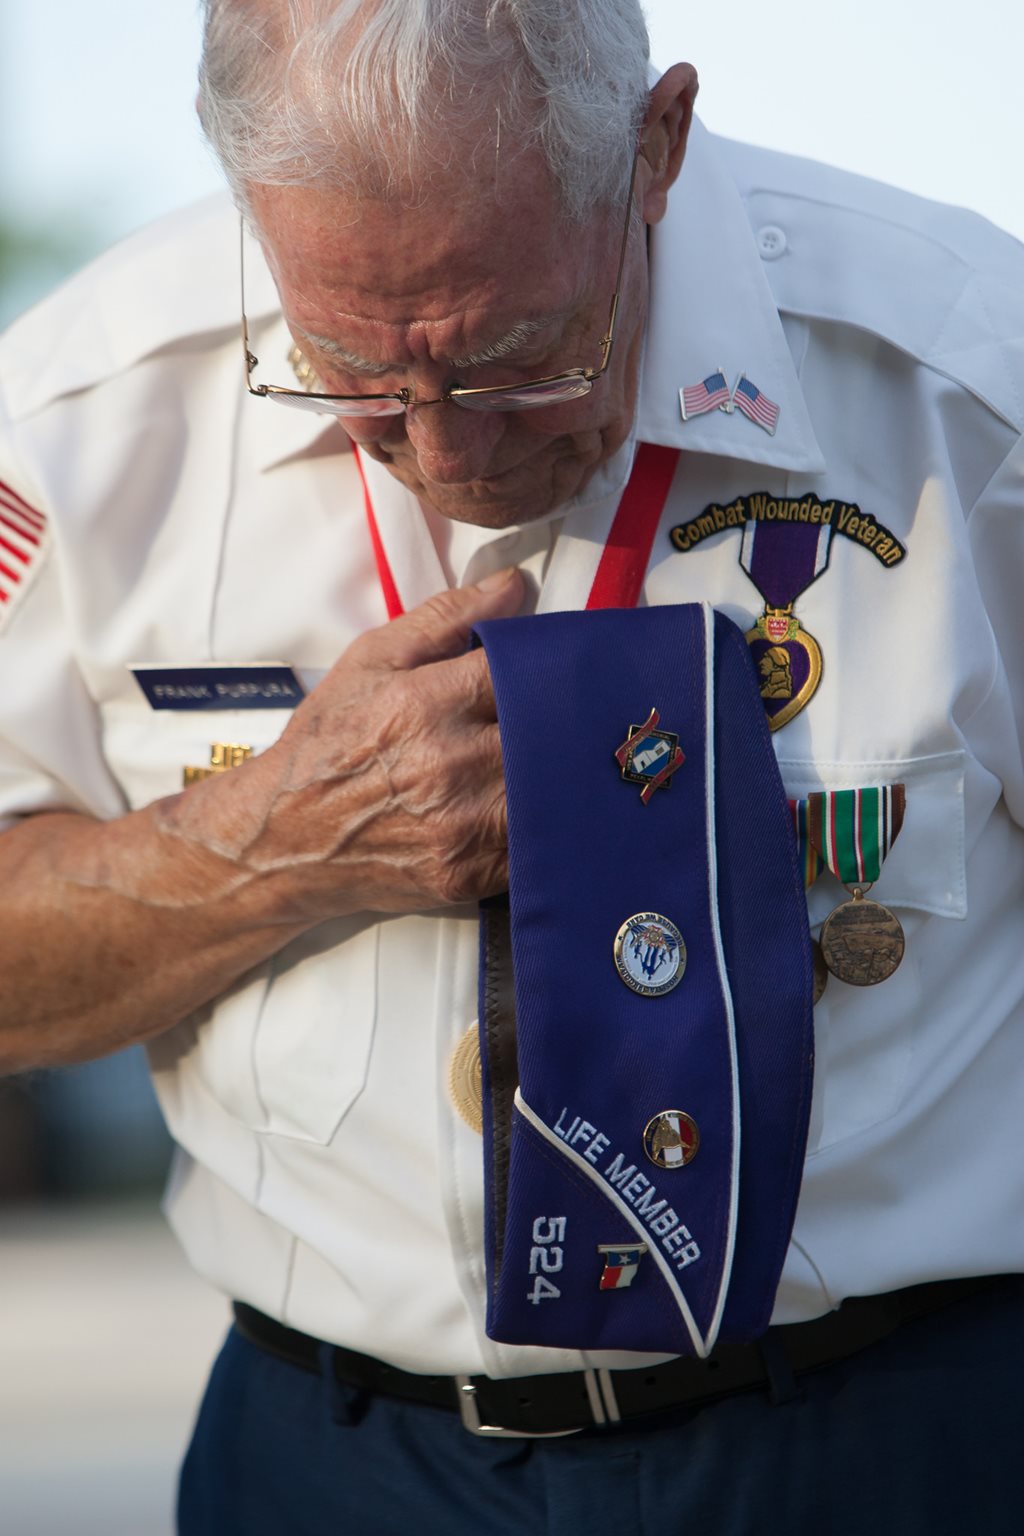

{"left": 597, "top": 1242, "right": 649, "bottom": 1291}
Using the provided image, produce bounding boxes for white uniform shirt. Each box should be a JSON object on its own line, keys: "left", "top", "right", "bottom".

{"left": 1, "top": 120, "right": 1022, "bottom": 1377}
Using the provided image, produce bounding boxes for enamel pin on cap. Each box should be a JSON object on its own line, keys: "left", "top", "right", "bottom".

{"left": 615, "top": 709, "right": 685, "bottom": 804}
{"left": 597, "top": 1243, "right": 648, "bottom": 1291}
{"left": 614, "top": 913, "right": 686, "bottom": 996}
{"left": 643, "top": 1111, "right": 700, "bottom": 1169}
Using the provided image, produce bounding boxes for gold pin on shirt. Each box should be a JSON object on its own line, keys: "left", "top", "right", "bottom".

{"left": 448, "top": 1023, "right": 484, "bottom": 1134}
{"left": 183, "top": 742, "right": 253, "bottom": 786}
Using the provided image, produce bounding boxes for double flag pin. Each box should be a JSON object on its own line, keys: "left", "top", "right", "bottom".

{"left": 680, "top": 369, "right": 780, "bottom": 436}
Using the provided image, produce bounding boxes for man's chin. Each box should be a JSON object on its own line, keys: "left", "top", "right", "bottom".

{"left": 420, "top": 486, "right": 556, "bottom": 529}
{"left": 358, "top": 445, "right": 548, "bottom": 527}
{"left": 402, "top": 466, "right": 563, "bottom": 528}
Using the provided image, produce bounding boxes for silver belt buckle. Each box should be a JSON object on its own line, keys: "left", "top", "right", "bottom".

{"left": 455, "top": 1368, "right": 620, "bottom": 1438}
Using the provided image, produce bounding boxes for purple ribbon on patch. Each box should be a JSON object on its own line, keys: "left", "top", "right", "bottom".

{"left": 739, "top": 520, "right": 833, "bottom": 608}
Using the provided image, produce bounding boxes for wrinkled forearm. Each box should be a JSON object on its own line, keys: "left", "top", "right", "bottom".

{"left": 0, "top": 771, "right": 315, "bottom": 1074}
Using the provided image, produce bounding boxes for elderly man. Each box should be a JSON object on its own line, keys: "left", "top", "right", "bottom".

{"left": 1, "top": 2, "right": 1022, "bottom": 1532}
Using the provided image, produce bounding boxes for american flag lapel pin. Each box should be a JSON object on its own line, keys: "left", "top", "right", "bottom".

{"left": 731, "top": 374, "right": 780, "bottom": 435}
{"left": 679, "top": 366, "right": 733, "bottom": 421}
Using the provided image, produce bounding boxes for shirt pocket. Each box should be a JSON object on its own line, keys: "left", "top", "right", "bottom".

{"left": 778, "top": 750, "right": 966, "bottom": 1151}
{"left": 100, "top": 704, "right": 379, "bottom": 1145}
{"left": 780, "top": 749, "right": 967, "bottom": 924}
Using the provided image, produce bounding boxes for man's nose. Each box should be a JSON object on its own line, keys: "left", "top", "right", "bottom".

{"left": 403, "top": 397, "right": 507, "bottom": 485}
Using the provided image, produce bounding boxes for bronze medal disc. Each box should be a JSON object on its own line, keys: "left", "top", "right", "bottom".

{"left": 820, "top": 895, "right": 905, "bottom": 986}
{"left": 448, "top": 1023, "right": 483, "bottom": 1134}
{"left": 812, "top": 938, "right": 829, "bottom": 1004}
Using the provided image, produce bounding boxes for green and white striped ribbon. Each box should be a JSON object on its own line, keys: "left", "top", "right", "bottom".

{"left": 807, "top": 785, "right": 906, "bottom": 887}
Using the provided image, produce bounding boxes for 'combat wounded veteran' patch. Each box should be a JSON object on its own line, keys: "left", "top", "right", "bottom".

{"left": 670, "top": 492, "right": 907, "bottom": 567}
{"left": 0, "top": 479, "right": 51, "bottom": 637}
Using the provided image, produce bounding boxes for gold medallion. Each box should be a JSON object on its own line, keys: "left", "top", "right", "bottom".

{"left": 812, "top": 938, "right": 829, "bottom": 1004}
{"left": 447, "top": 1022, "right": 483, "bottom": 1134}
{"left": 820, "top": 889, "right": 905, "bottom": 986}
{"left": 744, "top": 608, "right": 823, "bottom": 732}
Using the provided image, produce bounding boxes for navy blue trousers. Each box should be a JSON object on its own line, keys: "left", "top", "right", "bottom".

{"left": 178, "top": 1278, "right": 1024, "bottom": 1535}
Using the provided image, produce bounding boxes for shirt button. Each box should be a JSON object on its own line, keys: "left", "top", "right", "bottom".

{"left": 756, "top": 225, "right": 787, "bottom": 260}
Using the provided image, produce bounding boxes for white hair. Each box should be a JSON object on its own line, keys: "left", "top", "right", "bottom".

{"left": 198, "top": 0, "right": 651, "bottom": 221}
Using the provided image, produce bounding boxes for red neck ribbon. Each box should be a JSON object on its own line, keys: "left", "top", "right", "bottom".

{"left": 353, "top": 441, "right": 681, "bottom": 620}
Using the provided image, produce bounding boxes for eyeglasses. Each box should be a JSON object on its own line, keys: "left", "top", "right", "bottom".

{"left": 240, "top": 155, "right": 639, "bottom": 418}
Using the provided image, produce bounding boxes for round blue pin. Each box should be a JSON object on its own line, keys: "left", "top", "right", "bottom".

{"left": 613, "top": 912, "right": 686, "bottom": 997}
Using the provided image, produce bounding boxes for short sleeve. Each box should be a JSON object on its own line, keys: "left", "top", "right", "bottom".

{"left": 0, "top": 441, "right": 127, "bottom": 831}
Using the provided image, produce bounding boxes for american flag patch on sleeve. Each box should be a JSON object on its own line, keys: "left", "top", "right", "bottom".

{"left": 0, "top": 477, "right": 51, "bottom": 635}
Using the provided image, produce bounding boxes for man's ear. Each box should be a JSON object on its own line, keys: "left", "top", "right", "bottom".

{"left": 639, "top": 64, "right": 699, "bottom": 226}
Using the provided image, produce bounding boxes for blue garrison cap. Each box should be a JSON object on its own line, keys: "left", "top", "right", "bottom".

{"left": 473, "top": 603, "right": 814, "bottom": 1359}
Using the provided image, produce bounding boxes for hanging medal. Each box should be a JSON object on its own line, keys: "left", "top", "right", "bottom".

{"left": 808, "top": 785, "right": 907, "bottom": 986}
{"left": 789, "top": 797, "right": 828, "bottom": 1003}
{"left": 738, "top": 519, "right": 833, "bottom": 731}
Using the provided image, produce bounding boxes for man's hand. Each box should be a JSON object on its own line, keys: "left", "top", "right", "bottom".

{"left": 0, "top": 568, "right": 522, "bottom": 1072}
{"left": 168, "top": 566, "right": 525, "bottom": 920}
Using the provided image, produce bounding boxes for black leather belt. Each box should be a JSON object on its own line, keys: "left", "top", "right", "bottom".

{"left": 233, "top": 1275, "right": 1001, "bottom": 1438}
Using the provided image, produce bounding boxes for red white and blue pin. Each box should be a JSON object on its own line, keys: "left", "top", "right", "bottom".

{"left": 598, "top": 1242, "right": 648, "bottom": 1291}
{"left": 615, "top": 708, "right": 685, "bottom": 805}
{"left": 679, "top": 369, "right": 780, "bottom": 436}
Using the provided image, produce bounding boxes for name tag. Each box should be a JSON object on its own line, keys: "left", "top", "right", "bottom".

{"left": 130, "top": 664, "right": 306, "bottom": 711}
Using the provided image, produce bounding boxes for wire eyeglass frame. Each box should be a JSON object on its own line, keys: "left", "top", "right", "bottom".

{"left": 239, "top": 154, "right": 640, "bottom": 418}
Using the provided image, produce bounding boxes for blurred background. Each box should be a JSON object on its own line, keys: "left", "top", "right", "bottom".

{"left": 0, "top": 2, "right": 1019, "bottom": 1532}
{"left": 3, "top": 0, "right": 1022, "bottom": 333}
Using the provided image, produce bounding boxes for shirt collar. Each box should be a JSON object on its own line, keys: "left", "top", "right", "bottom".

{"left": 636, "top": 118, "right": 826, "bottom": 476}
